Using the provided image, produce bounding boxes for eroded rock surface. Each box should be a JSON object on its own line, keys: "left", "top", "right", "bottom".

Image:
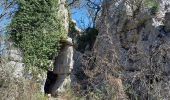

{"left": 2, "top": 42, "right": 24, "bottom": 78}
{"left": 45, "top": 37, "right": 74, "bottom": 96}
{"left": 88, "top": 0, "right": 170, "bottom": 99}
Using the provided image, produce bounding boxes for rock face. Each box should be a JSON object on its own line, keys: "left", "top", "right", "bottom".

{"left": 2, "top": 42, "right": 24, "bottom": 78}
{"left": 90, "top": 0, "right": 170, "bottom": 99}
{"left": 42, "top": 0, "right": 70, "bottom": 94}
{"left": 46, "top": 0, "right": 72, "bottom": 95}
{"left": 164, "top": 12, "right": 170, "bottom": 32}
{"left": 53, "top": 38, "right": 74, "bottom": 74}
{"left": 44, "top": 37, "right": 74, "bottom": 96}
{"left": 1, "top": 0, "right": 70, "bottom": 95}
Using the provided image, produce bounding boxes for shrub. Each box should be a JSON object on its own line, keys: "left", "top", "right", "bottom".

{"left": 77, "top": 27, "right": 98, "bottom": 53}
{"left": 9, "top": 0, "right": 67, "bottom": 72}
{"left": 144, "top": 0, "right": 159, "bottom": 15}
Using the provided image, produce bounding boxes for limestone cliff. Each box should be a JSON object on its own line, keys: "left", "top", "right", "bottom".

{"left": 90, "top": 0, "right": 170, "bottom": 99}
{"left": 0, "top": 0, "right": 70, "bottom": 99}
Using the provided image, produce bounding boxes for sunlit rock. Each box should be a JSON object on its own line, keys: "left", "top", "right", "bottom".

{"left": 47, "top": 37, "right": 74, "bottom": 96}
{"left": 93, "top": 0, "right": 170, "bottom": 99}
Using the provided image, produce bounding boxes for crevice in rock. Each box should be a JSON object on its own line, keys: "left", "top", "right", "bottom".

{"left": 44, "top": 70, "right": 58, "bottom": 94}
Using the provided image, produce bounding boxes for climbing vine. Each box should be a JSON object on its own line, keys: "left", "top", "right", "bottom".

{"left": 9, "top": 0, "right": 67, "bottom": 73}
{"left": 145, "top": 0, "right": 160, "bottom": 14}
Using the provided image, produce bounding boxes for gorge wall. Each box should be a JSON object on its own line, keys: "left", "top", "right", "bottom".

{"left": 89, "top": 0, "right": 170, "bottom": 99}
{"left": 0, "top": 0, "right": 70, "bottom": 99}
{"left": 2, "top": 0, "right": 170, "bottom": 99}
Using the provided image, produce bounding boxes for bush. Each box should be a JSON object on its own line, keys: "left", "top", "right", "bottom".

{"left": 9, "top": 0, "right": 67, "bottom": 72}
{"left": 144, "top": 0, "right": 159, "bottom": 15}
{"left": 77, "top": 27, "right": 98, "bottom": 53}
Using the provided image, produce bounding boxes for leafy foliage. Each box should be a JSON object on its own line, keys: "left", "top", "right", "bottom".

{"left": 77, "top": 27, "right": 98, "bottom": 53}
{"left": 144, "top": 0, "right": 159, "bottom": 15}
{"left": 9, "top": 0, "right": 67, "bottom": 71}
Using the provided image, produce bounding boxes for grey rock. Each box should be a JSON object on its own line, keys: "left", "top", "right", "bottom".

{"left": 91, "top": 0, "right": 170, "bottom": 99}
{"left": 49, "top": 37, "right": 74, "bottom": 95}
{"left": 164, "top": 12, "right": 170, "bottom": 32}
{"left": 5, "top": 61, "right": 24, "bottom": 78}
{"left": 7, "top": 50, "right": 23, "bottom": 62}
{"left": 53, "top": 37, "right": 74, "bottom": 74}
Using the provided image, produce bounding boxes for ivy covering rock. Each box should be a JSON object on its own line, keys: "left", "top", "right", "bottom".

{"left": 9, "top": 0, "right": 67, "bottom": 72}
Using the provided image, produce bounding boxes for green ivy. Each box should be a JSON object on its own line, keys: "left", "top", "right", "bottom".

{"left": 77, "top": 27, "right": 98, "bottom": 53}
{"left": 145, "top": 0, "right": 159, "bottom": 15}
{"left": 9, "top": 0, "right": 67, "bottom": 72}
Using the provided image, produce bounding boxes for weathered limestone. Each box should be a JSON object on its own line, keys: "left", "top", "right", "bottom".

{"left": 90, "top": 0, "right": 170, "bottom": 99}
{"left": 6, "top": 49, "right": 23, "bottom": 62}
{"left": 47, "top": 37, "right": 74, "bottom": 96}
{"left": 1, "top": 42, "right": 25, "bottom": 78}
{"left": 5, "top": 61, "right": 24, "bottom": 78}
{"left": 43, "top": 0, "right": 70, "bottom": 94}
{"left": 53, "top": 38, "right": 74, "bottom": 74}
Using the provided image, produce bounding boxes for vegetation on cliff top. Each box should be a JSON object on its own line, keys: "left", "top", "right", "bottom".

{"left": 9, "top": 0, "right": 67, "bottom": 73}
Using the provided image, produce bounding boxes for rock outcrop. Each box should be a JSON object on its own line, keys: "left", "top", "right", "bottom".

{"left": 53, "top": 38, "right": 74, "bottom": 75}
{"left": 1, "top": 0, "right": 70, "bottom": 96}
{"left": 1, "top": 41, "right": 48, "bottom": 98}
{"left": 2, "top": 42, "right": 24, "bottom": 78}
{"left": 44, "top": 37, "right": 74, "bottom": 96}
{"left": 86, "top": 0, "right": 170, "bottom": 99}
{"left": 43, "top": 0, "right": 72, "bottom": 96}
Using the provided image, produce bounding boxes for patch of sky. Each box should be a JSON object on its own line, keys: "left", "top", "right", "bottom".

{"left": 71, "top": 7, "right": 93, "bottom": 29}
{"left": 70, "top": 0, "right": 102, "bottom": 29}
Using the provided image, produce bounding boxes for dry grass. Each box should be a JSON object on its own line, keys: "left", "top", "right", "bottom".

{"left": 0, "top": 57, "right": 48, "bottom": 100}
{"left": 0, "top": 70, "right": 48, "bottom": 100}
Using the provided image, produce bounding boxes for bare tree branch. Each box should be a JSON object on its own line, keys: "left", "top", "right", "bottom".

{"left": 67, "top": 0, "right": 102, "bottom": 28}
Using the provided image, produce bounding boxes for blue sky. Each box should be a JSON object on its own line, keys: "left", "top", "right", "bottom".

{"left": 71, "top": 8, "right": 92, "bottom": 29}
{"left": 0, "top": 0, "right": 103, "bottom": 32}
{"left": 0, "top": 0, "right": 101, "bottom": 53}
{"left": 0, "top": 7, "right": 90, "bottom": 31}
{"left": 70, "top": 0, "right": 102, "bottom": 29}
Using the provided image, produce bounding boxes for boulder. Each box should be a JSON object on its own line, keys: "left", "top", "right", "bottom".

{"left": 46, "top": 37, "right": 74, "bottom": 96}
{"left": 53, "top": 38, "right": 74, "bottom": 74}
